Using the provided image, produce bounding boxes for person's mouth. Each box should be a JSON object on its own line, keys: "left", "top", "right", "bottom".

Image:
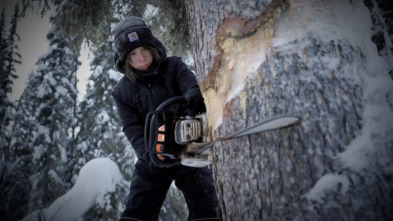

{"left": 140, "top": 64, "right": 149, "bottom": 70}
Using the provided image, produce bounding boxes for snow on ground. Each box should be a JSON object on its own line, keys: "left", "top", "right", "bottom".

{"left": 21, "top": 158, "right": 123, "bottom": 221}
{"left": 273, "top": 0, "right": 393, "bottom": 202}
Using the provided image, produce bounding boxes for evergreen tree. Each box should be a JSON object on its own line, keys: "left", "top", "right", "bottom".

{"left": 75, "top": 32, "right": 133, "bottom": 221}
{"left": 5, "top": 3, "right": 20, "bottom": 83}
{"left": 0, "top": 8, "right": 8, "bottom": 153}
{"left": 26, "top": 26, "right": 80, "bottom": 212}
{"left": 0, "top": 4, "right": 28, "bottom": 221}
{"left": 0, "top": 4, "right": 20, "bottom": 158}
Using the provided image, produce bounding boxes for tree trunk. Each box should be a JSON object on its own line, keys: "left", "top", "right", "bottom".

{"left": 185, "top": 0, "right": 393, "bottom": 220}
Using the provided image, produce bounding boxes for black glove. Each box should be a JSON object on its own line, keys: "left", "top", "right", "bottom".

{"left": 184, "top": 87, "right": 206, "bottom": 117}
{"left": 144, "top": 152, "right": 164, "bottom": 172}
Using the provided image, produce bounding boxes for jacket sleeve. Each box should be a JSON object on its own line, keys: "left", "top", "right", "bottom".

{"left": 111, "top": 83, "right": 147, "bottom": 162}
{"left": 174, "top": 57, "right": 200, "bottom": 93}
{"left": 174, "top": 57, "right": 206, "bottom": 113}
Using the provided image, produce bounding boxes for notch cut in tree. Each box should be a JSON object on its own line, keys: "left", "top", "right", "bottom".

{"left": 203, "top": 0, "right": 286, "bottom": 132}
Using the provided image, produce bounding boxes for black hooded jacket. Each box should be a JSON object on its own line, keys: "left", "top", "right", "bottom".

{"left": 111, "top": 55, "right": 204, "bottom": 162}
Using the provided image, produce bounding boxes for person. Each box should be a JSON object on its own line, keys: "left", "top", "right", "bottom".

{"left": 111, "top": 16, "right": 219, "bottom": 221}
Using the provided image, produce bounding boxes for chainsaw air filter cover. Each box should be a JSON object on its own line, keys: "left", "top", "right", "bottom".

{"left": 174, "top": 119, "right": 202, "bottom": 145}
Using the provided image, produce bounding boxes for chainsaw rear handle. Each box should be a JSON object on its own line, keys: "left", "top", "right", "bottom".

{"left": 144, "top": 96, "right": 187, "bottom": 167}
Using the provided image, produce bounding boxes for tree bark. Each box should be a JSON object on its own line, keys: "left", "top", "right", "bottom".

{"left": 185, "top": 0, "right": 393, "bottom": 220}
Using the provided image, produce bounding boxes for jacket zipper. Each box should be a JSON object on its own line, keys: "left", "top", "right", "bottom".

{"left": 148, "top": 81, "right": 160, "bottom": 108}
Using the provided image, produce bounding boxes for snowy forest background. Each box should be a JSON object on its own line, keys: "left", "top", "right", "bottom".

{"left": 1, "top": 1, "right": 191, "bottom": 220}
{"left": 0, "top": 0, "right": 392, "bottom": 221}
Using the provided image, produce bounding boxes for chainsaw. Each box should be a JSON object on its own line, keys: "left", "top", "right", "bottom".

{"left": 144, "top": 96, "right": 301, "bottom": 168}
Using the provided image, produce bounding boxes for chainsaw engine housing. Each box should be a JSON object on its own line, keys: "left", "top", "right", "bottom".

{"left": 175, "top": 114, "right": 212, "bottom": 167}
{"left": 144, "top": 97, "right": 212, "bottom": 168}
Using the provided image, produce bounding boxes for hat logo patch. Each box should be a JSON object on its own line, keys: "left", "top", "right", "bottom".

{"left": 128, "top": 32, "right": 139, "bottom": 43}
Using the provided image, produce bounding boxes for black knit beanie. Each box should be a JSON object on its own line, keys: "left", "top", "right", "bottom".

{"left": 113, "top": 16, "right": 156, "bottom": 74}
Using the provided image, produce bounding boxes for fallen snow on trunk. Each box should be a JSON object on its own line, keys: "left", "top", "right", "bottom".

{"left": 21, "top": 158, "right": 123, "bottom": 221}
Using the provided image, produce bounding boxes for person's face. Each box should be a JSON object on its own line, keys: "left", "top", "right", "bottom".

{"left": 128, "top": 46, "right": 153, "bottom": 71}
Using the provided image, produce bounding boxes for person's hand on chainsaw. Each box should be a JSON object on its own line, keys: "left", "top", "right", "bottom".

{"left": 145, "top": 152, "right": 165, "bottom": 172}
{"left": 184, "top": 87, "right": 205, "bottom": 117}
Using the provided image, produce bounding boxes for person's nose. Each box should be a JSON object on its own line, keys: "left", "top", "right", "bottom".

{"left": 137, "top": 52, "right": 146, "bottom": 62}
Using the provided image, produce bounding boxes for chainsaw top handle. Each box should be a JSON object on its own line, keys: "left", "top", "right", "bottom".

{"left": 144, "top": 96, "right": 187, "bottom": 167}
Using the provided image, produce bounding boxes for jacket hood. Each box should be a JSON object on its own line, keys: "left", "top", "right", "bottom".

{"left": 112, "top": 16, "right": 167, "bottom": 74}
